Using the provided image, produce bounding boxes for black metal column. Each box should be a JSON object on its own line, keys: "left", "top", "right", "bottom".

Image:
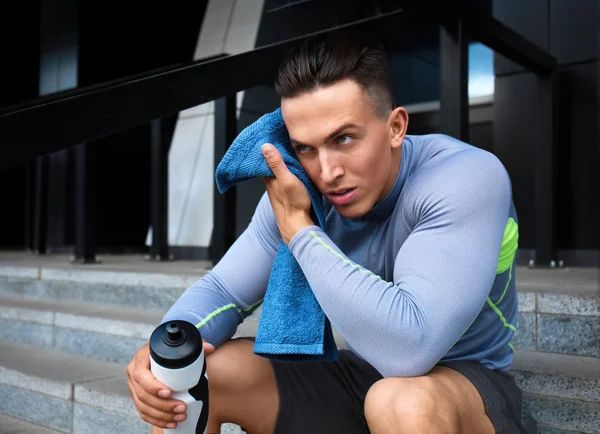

{"left": 149, "top": 118, "right": 170, "bottom": 261}
{"left": 210, "top": 94, "right": 237, "bottom": 264}
{"left": 533, "top": 71, "right": 559, "bottom": 267}
{"left": 73, "top": 143, "right": 98, "bottom": 263}
{"left": 33, "top": 156, "right": 49, "bottom": 254}
{"left": 440, "top": 20, "right": 469, "bottom": 142}
{"left": 38, "top": 0, "right": 80, "bottom": 255}
{"left": 24, "top": 160, "right": 35, "bottom": 252}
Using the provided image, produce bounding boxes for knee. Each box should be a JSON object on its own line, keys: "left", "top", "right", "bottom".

{"left": 364, "top": 376, "right": 443, "bottom": 430}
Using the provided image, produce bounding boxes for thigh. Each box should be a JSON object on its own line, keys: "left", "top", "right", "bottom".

{"left": 269, "top": 349, "right": 383, "bottom": 434}
{"left": 208, "top": 339, "right": 279, "bottom": 434}
{"left": 437, "top": 360, "right": 528, "bottom": 434}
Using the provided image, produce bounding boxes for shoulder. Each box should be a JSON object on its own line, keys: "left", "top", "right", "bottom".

{"left": 400, "top": 144, "right": 511, "bottom": 224}
{"left": 408, "top": 138, "right": 510, "bottom": 195}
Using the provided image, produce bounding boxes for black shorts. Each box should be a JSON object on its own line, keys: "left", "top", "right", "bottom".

{"left": 267, "top": 349, "right": 528, "bottom": 434}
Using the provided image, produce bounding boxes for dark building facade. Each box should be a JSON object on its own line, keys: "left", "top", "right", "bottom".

{"left": 0, "top": 0, "right": 597, "bottom": 266}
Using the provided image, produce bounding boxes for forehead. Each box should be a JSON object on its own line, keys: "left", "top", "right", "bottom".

{"left": 281, "top": 79, "right": 376, "bottom": 139}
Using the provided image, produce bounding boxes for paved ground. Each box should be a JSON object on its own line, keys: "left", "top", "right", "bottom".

{"left": 0, "top": 251, "right": 211, "bottom": 276}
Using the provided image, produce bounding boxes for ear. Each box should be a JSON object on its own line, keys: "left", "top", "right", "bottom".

{"left": 388, "top": 107, "right": 409, "bottom": 150}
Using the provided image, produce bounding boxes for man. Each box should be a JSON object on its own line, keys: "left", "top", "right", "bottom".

{"left": 127, "top": 32, "right": 525, "bottom": 434}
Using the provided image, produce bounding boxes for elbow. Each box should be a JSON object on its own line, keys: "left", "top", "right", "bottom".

{"left": 378, "top": 354, "right": 438, "bottom": 378}
{"left": 374, "top": 330, "right": 442, "bottom": 378}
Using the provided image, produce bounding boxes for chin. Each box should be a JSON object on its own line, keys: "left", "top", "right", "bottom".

{"left": 335, "top": 203, "right": 370, "bottom": 219}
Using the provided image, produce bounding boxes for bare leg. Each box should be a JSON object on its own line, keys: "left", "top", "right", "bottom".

{"left": 206, "top": 339, "right": 279, "bottom": 433}
{"left": 364, "top": 366, "right": 495, "bottom": 434}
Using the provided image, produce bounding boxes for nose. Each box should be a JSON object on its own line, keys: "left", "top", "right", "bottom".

{"left": 319, "top": 151, "right": 344, "bottom": 184}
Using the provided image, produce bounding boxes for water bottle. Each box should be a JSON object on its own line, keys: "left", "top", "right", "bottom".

{"left": 149, "top": 320, "right": 209, "bottom": 434}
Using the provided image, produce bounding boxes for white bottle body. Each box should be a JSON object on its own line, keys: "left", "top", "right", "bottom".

{"left": 151, "top": 348, "right": 207, "bottom": 434}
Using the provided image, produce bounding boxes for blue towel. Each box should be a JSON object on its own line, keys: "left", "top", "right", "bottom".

{"left": 215, "top": 108, "right": 339, "bottom": 362}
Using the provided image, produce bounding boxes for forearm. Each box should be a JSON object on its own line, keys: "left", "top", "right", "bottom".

{"left": 161, "top": 272, "right": 248, "bottom": 348}
{"left": 161, "top": 194, "right": 278, "bottom": 348}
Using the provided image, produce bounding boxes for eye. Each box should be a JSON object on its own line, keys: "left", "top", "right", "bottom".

{"left": 296, "top": 145, "right": 311, "bottom": 154}
{"left": 336, "top": 134, "right": 352, "bottom": 145}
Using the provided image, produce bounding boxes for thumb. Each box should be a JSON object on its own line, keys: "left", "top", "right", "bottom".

{"left": 203, "top": 340, "right": 216, "bottom": 356}
{"left": 261, "top": 143, "right": 285, "bottom": 177}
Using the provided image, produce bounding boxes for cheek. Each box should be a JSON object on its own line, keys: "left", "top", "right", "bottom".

{"left": 355, "top": 142, "right": 389, "bottom": 181}
{"left": 300, "top": 159, "right": 322, "bottom": 183}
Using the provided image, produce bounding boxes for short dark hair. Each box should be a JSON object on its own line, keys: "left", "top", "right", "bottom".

{"left": 274, "top": 31, "right": 395, "bottom": 118}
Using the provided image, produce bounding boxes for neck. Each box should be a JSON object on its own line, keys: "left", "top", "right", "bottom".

{"left": 379, "top": 144, "right": 403, "bottom": 202}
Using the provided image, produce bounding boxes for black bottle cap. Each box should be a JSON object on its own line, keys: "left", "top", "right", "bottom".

{"left": 150, "top": 320, "right": 203, "bottom": 369}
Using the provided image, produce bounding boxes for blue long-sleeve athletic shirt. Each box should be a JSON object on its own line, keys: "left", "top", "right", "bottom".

{"left": 162, "top": 134, "right": 520, "bottom": 378}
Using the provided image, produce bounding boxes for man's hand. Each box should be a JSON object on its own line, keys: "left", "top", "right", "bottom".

{"left": 126, "top": 340, "right": 215, "bottom": 429}
{"left": 262, "top": 143, "right": 314, "bottom": 244}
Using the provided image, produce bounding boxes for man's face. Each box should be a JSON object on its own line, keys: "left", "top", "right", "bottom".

{"left": 281, "top": 79, "right": 403, "bottom": 219}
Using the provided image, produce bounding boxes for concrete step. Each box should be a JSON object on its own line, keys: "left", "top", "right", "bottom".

{"left": 0, "top": 412, "right": 66, "bottom": 433}
{"left": 1, "top": 259, "right": 599, "bottom": 432}
{"left": 0, "top": 340, "right": 142, "bottom": 433}
{"left": 0, "top": 264, "right": 207, "bottom": 312}
{"left": 1, "top": 328, "right": 599, "bottom": 433}
{"left": 1, "top": 261, "right": 597, "bottom": 315}
{"left": 0, "top": 295, "right": 161, "bottom": 365}
{"left": 512, "top": 350, "right": 600, "bottom": 433}
{"left": 513, "top": 291, "right": 600, "bottom": 359}
{"left": 536, "top": 426, "right": 593, "bottom": 434}
{"left": 0, "top": 295, "right": 262, "bottom": 365}
{"left": 0, "top": 341, "right": 244, "bottom": 434}
{"left": 2, "top": 262, "right": 599, "bottom": 360}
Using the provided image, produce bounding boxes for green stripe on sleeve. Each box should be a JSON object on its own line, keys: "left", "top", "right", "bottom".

{"left": 195, "top": 298, "right": 264, "bottom": 329}
{"left": 497, "top": 218, "right": 519, "bottom": 274}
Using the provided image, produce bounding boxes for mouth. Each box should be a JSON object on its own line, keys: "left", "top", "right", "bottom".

{"left": 326, "top": 187, "right": 357, "bottom": 206}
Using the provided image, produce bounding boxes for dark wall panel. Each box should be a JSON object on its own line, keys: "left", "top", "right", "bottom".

{"left": 0, "top": 1, "right": 40, "bottom": 248}
{"left": 263, "top": 0, "right": 293, "bottom": 10}
{"left": 555, "top": 61, "right": 599, "bottom": 249}
{"left": 494, "top": 62, "right": 600, "bottom": 251}
{"left": 240, "top": 86, "right": 281, "bottom": 116}
{"left": 493, "top": 73, "right": 537, "bottom": 248}
{"left": 469, "top": 122, "right": 494, "bottom": 154}
{"left": 75, "top": 0, "right": 208, "bottom": 249}
{"left": 389, "top": 53, "right": 414, "bottom": 106}
{"left": 409, "top": 56, "right": 440, "bottom": 104}
{"left": 493, "top": 0, "right": 548, "bottom": 76}
{"left": 0, "top": 1, "right": 40, "bottom": 109}
{"left": 550, "top": 0, "right": 598, "bottom": 64}
{"left": 406, "top": 102, "right": 494, "bottom": 155}
{"left": 493, "top": 0, "right": 599, "bottom": 253}
{"left": 256, "top": 1, "right": 337, "bottom": 45}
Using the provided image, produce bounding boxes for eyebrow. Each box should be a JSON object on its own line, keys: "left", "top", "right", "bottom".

{"left": 290, "top": 123, "right": 362, "bottom": 148}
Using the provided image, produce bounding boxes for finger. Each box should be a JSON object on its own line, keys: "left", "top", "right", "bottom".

{"left": 129, "top": 378, "right": 180, "bottom": 428}
{"left": 261, "top": 143, "right": 288, "bottom": 178}
{"left": 132, "top": 346, "right": 172, "bottom": 399}
{"left": 135, "top": 397, "right": 180, "bottom": 431}
{"left": 133, "top": 372, "right": 185, "bottom": 412}
{"left": 130, "top": 378, "right": 187, "bottom": 421}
